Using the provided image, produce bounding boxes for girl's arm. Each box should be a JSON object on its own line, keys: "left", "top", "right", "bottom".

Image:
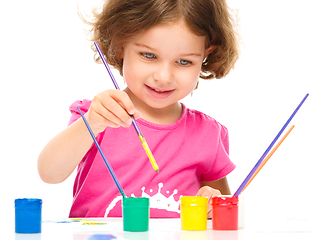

{"left": 37, "top": 117, "right": 95, "bottom": 184}
{"left": 37, "top": 89, "right": 140, "bottom": 184}
{"left": 196, "top": 177, "right": 231, "bottom": 218}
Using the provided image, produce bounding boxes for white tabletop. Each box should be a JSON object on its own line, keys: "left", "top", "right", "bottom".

{"left": 5, "top": 216, "right": 313, "bottom": 240}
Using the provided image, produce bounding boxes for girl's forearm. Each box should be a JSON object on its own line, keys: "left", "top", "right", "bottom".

{"left": 37, "top": 118, "right": 96, "bottom": 184}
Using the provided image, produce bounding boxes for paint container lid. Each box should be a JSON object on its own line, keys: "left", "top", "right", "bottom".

{"left": 15, "top": 198, "right": 42, "bottom": 208}
{"left": 180, "top": 196, "right": 208, "bottom": 206}
{"left": 122, "top": 197, "right": 149, "bottom": 207}
{"left": 211, "top": 195, "right": 238, "bottom": 206}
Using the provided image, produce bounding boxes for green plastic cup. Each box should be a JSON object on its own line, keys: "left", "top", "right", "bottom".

{"left": 122, "top": 197, "right": 149, "bottom": 232}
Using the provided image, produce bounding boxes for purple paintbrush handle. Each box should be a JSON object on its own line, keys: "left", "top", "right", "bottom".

{"left": 94, "top": 42, "right": 120, "bottom": 90}
{"left": 93, "top": 41, "right": 143, "bottom": 136}
{"left": 234, "top": 93, "right": 309, "bottom": 197}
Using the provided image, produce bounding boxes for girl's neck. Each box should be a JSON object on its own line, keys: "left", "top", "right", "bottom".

{"left": 124, "top": 87, "right": 182, "bottom": 125}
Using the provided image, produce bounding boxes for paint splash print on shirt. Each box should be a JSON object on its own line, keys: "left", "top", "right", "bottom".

{"left": 104, "top": 183, "right": 182, "bottom": 217}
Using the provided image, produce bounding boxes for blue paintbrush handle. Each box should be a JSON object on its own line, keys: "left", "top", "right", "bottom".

{"left": 77, "top": 106, "right": 126, "bottom": 198}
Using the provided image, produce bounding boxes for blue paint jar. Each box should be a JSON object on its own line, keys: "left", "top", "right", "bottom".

{"left": 15, "top": 198, "right": 42, "bottom": 233}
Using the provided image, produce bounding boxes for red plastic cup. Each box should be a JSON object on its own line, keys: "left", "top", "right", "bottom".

{"left": 211, "top": 195, "right": 239, "bottom": 230}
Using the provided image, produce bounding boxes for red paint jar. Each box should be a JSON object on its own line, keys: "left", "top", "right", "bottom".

{"left": 211, "top": 195, "right": 239, "bottom": 230}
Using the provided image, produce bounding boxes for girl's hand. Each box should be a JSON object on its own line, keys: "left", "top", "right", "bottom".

{"left": 196, "top": 186, "right": 221, "bottom": 219}
{"left": 84, "top": 89, "right": 141, "bottom": 135}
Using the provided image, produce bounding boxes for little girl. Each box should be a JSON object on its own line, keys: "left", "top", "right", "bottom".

{"left": 38, "top": 0, "right": 239, "bottom": 218}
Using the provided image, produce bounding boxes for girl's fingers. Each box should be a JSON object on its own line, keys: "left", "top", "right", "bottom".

{"left": 99, "top": 96, "right": 132, "bottom": 127}
{"left": 87, "top": 90, "right": 140, "bottom": 132}
{"left": 85, "top": 105, "right": 120, "bottom": 135}
{"left": 207, "top": 188, "right": 221, "bottom": 218}
{"left": 107, "top": 90, "right": 141, "bottom": 121}
{"left": 111, "top": 90, "right": 141, "bottom": 118}
{"left": 196, "top": 186, "right": 221, "bottom": 219}
{"left": 97, "top": 103, "right": 129, "bottom": 128}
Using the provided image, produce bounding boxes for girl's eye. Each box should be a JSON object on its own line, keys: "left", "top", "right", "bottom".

{"left": 141, "top": 53, "right": 155, "bottom": 59}
{"left": 177, "top": 59, "right": 191, "bottom": 66}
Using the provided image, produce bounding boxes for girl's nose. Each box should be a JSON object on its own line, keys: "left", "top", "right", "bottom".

{"left": 153, "top": 62, "right": 174, "bottom": 83}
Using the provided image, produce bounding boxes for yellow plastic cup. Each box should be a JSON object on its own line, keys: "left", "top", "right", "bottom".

{"left": 180, "top": 196, "right": 208, "bottom": 231}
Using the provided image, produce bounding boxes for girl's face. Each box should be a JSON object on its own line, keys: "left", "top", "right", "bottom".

{"left": 122, "top": 19, "right": 208, "bottom": 111}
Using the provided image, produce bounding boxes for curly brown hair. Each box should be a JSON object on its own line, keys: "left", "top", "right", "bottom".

{"left": 82, "top": 0, "right": 239, "bottom": 81}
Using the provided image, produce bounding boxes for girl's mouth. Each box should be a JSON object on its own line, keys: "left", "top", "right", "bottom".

{"left": 145, "top": 85, "right": 175, "bottom": 99}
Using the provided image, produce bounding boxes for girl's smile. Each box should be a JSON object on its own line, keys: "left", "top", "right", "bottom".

{"left": 144, "top": 84, "right": 175, "bottom": 99}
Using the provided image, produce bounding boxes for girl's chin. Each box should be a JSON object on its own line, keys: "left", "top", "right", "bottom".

{"left": 143, "top": 98, "right": 180, "bottom": 111}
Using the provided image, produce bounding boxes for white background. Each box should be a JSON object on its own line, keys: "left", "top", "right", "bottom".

{"left": 1, "top": 0, "right": 312, "bottom": 224}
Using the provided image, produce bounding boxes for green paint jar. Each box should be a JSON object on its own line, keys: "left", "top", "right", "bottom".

{"left": 122, "top": 197, "right": 149, "bottom": 232}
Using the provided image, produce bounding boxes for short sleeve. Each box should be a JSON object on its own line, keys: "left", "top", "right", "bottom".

{"left": 201, "top": 124, "right": 235, "bottom": 181}
{"left": 68, "top": 99, "right": 92, "bottom": 126}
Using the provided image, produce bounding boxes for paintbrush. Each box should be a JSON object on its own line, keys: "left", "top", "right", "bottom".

{"left": 234, "top": 93, "right": 309, "bottom": 197}
{"left": 94, "top": 41, "right": 159, "bottom": 173}
{"left": 78, "top": 106, "right": 126, "bottom": 198}
{"left": 241, "top": 125, "right": 295, "bottom": 193}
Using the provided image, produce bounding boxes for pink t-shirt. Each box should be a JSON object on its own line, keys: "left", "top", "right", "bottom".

{"left": 68, "top": 100, "right": 235, "bottom": 218}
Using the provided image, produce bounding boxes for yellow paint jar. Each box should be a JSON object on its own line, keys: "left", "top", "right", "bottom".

{"left": 180, "top": 196, "right": 208, "bottom": 231}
